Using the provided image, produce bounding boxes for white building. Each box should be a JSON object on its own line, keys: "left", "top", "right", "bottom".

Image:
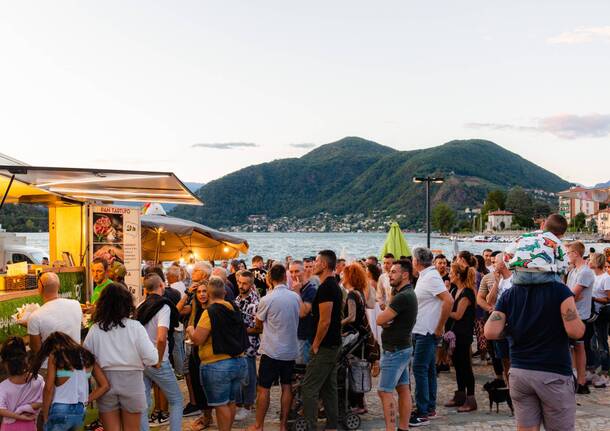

{"left": 487, "top": 210, "right": 514, "bottom": 231}
{"left": 597, "top": 208, "right": 610, "bottom": 239}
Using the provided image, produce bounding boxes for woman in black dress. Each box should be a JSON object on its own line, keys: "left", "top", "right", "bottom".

{"left": 444, "top": 262, "right": 477, "bottom": 412}
{"left": 341, "top": 263, "right": 379, "bottom": 414}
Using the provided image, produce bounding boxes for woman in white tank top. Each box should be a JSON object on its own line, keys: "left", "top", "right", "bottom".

{"left": 29, "top": 332, "right": 109, "bottom": 431}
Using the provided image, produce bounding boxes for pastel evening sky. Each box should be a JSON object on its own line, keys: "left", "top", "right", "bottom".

{"left": 1, "top": 1, "right": 608, "bottom": 186}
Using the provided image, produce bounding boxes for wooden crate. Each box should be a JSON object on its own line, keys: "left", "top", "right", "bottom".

{"left": 4, "top": 275, "right": 26, "bottom": 291}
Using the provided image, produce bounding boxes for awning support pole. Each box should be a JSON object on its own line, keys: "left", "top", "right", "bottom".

{"left": 0, "top": 175, "right": 15, "bottom": 211}
{"left": 154, "top": 229, "right": 162, "bottom": 264}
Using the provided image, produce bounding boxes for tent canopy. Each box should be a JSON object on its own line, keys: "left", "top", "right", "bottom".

{"left": 141, "top": 214, "right": 249, "bottom": 262}
{"left": 0, "top": 166, "right": 202, "bottom": 206}
{"left": 380, "top": 222, "right": 411, "bottom": 259}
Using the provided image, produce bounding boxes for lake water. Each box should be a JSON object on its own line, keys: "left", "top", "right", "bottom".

{"left": 17, "top": 231, "right": 609, "bottom": 261}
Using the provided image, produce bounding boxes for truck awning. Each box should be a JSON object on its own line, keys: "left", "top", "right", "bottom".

{"left": 0, "top": 166, "right": 203, "bottom": 206}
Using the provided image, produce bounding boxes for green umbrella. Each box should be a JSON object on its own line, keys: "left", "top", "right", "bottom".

{"left": 380, "top": 222, "right": 411, "bottom": 259}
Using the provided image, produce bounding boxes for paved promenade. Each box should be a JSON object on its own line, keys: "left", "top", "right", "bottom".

{"left": 163, "top": 360, "right": 610, "bottom": 430}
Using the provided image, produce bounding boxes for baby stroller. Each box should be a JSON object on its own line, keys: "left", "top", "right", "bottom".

{"left": 289, "top": 333, "right": 371, "bottom": 431}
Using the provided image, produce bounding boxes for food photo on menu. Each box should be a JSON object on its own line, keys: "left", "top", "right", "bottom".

{"left": 93, "top": 213, "right": 124, "bottom": 243}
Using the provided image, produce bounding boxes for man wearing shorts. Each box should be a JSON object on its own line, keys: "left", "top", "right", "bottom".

{"left": 566, "top": 241, "right": 596, "bottom": 393}
{"left": 376, "top": 259, "right": 418, "bottom": 431}
{"left": 248, "top": 264, "right": 301, "bottom": 431}
{"left": 485, "top": 279, "right": 585, "bottom": 431}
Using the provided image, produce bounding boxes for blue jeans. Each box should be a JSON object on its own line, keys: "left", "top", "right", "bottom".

{"left": 200, "top": 357, "right": 247, "bottom": 406}
{"left": 378, "top": 347, "right": 413, "bottom": 392}
{"left": 412, "top": 333, "right": 438, "bottom": 415}
{"left": 171, "top": 330, "right": 186, "bottom": 375}
{"left": 297, "top": 339, "right": 312, "bottom": 364}
{"left": 44, "top": 403, "right": 85, "bottom": 431}
{"left": 236, "top": 355, "right": 257, "bottom": 406}
{"left": 141, "top": 361, "right": 184, "bottom": 431}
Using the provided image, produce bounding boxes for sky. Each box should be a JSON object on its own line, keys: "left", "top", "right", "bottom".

{"left": 0, "top": 1, "right": 609, "bottom": 186}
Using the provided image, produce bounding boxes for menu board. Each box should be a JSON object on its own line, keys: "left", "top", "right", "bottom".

{"left": 90, "top": 205, "right": 142, "bottom": 303}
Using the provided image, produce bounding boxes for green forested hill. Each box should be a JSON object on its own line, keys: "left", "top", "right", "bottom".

{"left": 0, "top": 204, "right": 48, "bottom": 232}
{"left": 170, "top": 137, "right": 571, "bottom": 228}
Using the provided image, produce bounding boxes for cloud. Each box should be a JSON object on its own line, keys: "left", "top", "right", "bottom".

{"left": 191, "top": 142, "right": 258, "bottom": 150}
{"left": 289, "top": 142, "right": 316, "bottom": 149}
{"left": 539, "top": 114, "right": 610, "bottom": 139}
{"left": 465, "top": 122, "right": 538, "bottom": 132}
{"left": 547, "top": 26, "right": 610, "bottom": 44}
{"left": 465, "top": 114, "right": 610, "bottom": 139}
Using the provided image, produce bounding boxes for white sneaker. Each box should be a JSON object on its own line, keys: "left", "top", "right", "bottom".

{"left": 585, "top": 371, "right": 596, "bottom": 384}
{"left": 592, "top": 374, "right": 608, "bottom": 388}
{"left": 234, "top": 408, "right": 251, "bottom": 421}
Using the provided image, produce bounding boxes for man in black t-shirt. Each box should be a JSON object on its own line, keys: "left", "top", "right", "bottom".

{"left": 249, "top": 255, "right": 268, "bottom": 297}
{"left": 301, "top": 250, "right": 342, "bottom": 431}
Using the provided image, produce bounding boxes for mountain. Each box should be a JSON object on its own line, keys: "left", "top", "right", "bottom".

{"left": 162, "top": 182, "right": 205, "bottom": 211}
{"left": 594, "top": 180, "right": 610, "bottom": 188}
{"left": 170, "top": 137, "right": 571, "bottom": 228}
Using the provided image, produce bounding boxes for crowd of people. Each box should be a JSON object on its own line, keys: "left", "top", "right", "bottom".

{"left": 1, "top": 213, "right": 610, "bottom": 430}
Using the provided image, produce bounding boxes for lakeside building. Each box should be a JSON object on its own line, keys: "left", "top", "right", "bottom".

{"left": 486, "top": 210, "right": 514, "bottom": 231}
{"left": 597, "top": 208, "right": 610, "bottom": 239}
{"left": 558, "top": 187, "right": 600, "bottom": 224}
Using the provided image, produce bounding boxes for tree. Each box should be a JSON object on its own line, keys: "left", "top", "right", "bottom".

{"left": 25, "top": 219, "right": 34, "bottom": 231}
{"left": 506, "top": 187, "right": 535, "bottom": 228}
{"left": 532, "top": 200, "right": 553, "bottom": 219}
{"left": 588, "top": 217, "right": 598, "bottom": 233}
{"left": 572, "top": 212, "right": 587, "bottom": 231}
{"left": 432, "top": 203, "right": 456, "bottom": 234}
{"left": 486, "top": 189, "right": 506, "bottom": 211}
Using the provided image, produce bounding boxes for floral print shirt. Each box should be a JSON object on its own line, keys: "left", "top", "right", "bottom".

{"left": 235, "top": 289, "right": 260, "bottom": 357}
{"left": 505, "top": 230, "right": 567, "bottom": 274}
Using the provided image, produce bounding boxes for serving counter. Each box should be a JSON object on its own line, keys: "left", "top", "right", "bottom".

{"left": 0, "top": 267, "right": 85, "bottom": 343}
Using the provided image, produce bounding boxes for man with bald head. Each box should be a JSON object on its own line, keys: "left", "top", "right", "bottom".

{"left": 27, "top": 271, "right": 83, "bottom": 359}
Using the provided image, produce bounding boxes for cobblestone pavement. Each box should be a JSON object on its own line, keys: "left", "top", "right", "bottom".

{"left": 161, "top": 360, "right": 610, "bottom": 430}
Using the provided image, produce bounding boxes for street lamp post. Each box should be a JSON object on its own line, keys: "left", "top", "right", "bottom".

{"left": 413, "top": 176, "right": 445, "bottom": 249}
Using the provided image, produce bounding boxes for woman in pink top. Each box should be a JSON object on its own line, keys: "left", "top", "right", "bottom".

{"left": 0, "top": 337, "right": 44, "bottom": 431}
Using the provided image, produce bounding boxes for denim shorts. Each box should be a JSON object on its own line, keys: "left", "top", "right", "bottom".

{"left": 44, "top": 403, "right": 85, "bottom": 431}
{"left": 378, "top": 346, "right": 413, "bottom": 392}
{"left": 200, "top": 357, "right": 247, "bottom": 406}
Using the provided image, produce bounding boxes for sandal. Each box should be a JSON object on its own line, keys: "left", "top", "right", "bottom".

{"left": 190, "top": 413, "right": 213, "bottom": 431}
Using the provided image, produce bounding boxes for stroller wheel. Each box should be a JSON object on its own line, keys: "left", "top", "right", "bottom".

{"left": 292, "top": 417, "right": 308, "bottom": 431}
{"left": 343, "top": 412, "right": 361, "bottom": 430}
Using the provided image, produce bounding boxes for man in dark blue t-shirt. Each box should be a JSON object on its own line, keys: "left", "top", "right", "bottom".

{"left": 485, "top": 281, "right": 584, "bottom": 431}
{"left": 289, "top": 260, "right": 318, "bottom": 364}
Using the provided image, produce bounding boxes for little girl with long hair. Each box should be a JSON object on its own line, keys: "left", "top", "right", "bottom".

{"left": 29, "top": 332, "right": 109, "bottom": 431}
{"left": 0, "top": 337, "right": 44, "bottom": 431}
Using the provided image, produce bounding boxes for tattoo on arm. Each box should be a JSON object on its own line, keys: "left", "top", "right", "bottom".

{"left": 562, "top": 308, "right": 577, "bottom": 322}
{"left": 490, "top": 312, "right": 503, "bottom": 321}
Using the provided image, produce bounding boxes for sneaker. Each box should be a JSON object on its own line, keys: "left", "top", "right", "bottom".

{"left": 592, "top": 374, "right": 608, "bottom": 388}
{"left": 148, "top": 412, "right": 160, "bottom": 427}
{"left": 234, "top": 408, "right": 251, "bottom": 421}
{"left": 153, "top": 411, "right": 169, "bottom": 427}
{"left": 576, "top": 384, "right": 591, "bottom": 395}
{"left": 409, "top": 413, "right": 430, "bottom": 427}
{"left": 183, "top": 403, "right": 201, "bottom": 417}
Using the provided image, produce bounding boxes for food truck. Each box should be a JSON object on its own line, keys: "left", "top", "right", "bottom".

{"left": 0, "top": 161, "right": 204, "bottom": 342}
